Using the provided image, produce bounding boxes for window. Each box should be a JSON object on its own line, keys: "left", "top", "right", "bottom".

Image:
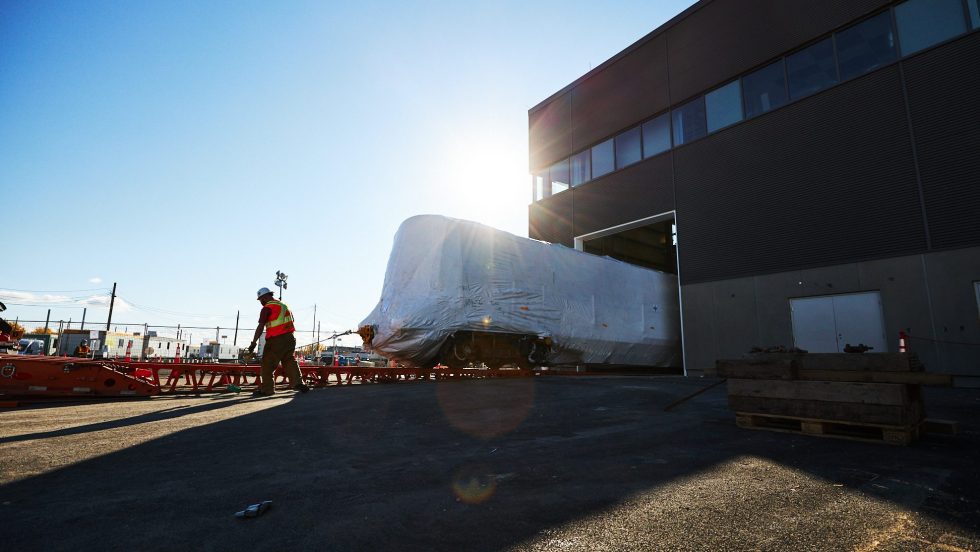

{"left": 118, "top": 339, "right": 124, "bottom": 347}
{"left": 615, "top": 126, "right": 642, "bottom": 169}
{"left": 532, "top": 171, "right": 549, "bottom": 201}
{"left": 642, "top": 113, "right": 671, "bottom": 157}
{"left": 742, "top": 60, "right": 788, "bottom": 118}
{"left": 705, "top": 80, "right": 743, "bottom": 133}
{"left": 570, "top": 150, "right": 590, "bottom": 186}
{"left": 549, "top": 159, "right": 569, "bottom": 195}
{"left": 895, "top": 0, "right": 967, "bottom": 56}
{"left": 787, "top": 37, "right": 838, "bottom": 99}
{"left": 591, "top": 139, "right": 615, "bottom": 178}
{"left": 836, "top": 12, "right": 897, "bottom": 80}
{"left": 671, "top": 96, "right": 706, "bottom": 145}
{"left": 970, "top": 0, "right": 980, "bottom": 29}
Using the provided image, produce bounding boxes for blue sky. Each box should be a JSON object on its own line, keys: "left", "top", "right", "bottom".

{"left": 1, "top": 0, "right": 695, "bottom": 347}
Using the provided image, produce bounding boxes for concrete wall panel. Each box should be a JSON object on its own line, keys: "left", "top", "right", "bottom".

{"left": 923, "top": 248, "right": 980, "bottom": 373}
{"left": 709, "top": 277, "right": 760, "bottom": 360}
{"left": 751, "top": 272, "right": 802, "bottom": 349}
{"left": 679, "top": 282, "right": 717, "bottom": 372}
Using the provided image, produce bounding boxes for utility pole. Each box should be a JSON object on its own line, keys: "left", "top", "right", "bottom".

{"left": 44, "top": 309, "right": 50, "bottom": 333}
{"left": 141, "top": 322, "right": 149, "bottom": 361}
{"left": 80, "top": 308, "right": 87, "bottom": 330}
{"left": 312, "top": 304, "right": 316, "bottom": 355}
{"left": 233, "top": 311, "right": 239, "bottom": 345}
{"left": 105, "top": 282, "right": 117, "bottom": 331}
{"left": 317, "top": 321, "right": 321, "bottom": 352}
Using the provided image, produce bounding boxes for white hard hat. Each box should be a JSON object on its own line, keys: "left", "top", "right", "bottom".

{"left": 256, "top": 287, "right": 274, "bottom": 299}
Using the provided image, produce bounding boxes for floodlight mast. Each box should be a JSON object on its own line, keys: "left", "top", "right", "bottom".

{"left": 274, "top": 271, "right": 288, "bottom": 300}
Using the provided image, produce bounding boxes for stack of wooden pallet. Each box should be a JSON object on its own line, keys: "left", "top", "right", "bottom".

{"left": 713, "top": 353, "right": 954, "bottom": 445}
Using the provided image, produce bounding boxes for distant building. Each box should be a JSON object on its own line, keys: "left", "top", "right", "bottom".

{"left": 198, "top": 341, "right": 243, "bottom": 361}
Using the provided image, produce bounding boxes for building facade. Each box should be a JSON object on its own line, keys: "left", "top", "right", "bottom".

{"left": 528, "top": 0, "right": 980, "bottom": 374}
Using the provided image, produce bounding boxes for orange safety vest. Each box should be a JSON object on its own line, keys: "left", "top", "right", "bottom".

{"left": 264, "top": 300, "right": 295, "bottom": 338}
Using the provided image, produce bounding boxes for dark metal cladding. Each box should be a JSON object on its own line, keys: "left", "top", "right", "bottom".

{"left": 572, "top": 153, "right": 675, "bottom": 238}
{"left": 528, "top": 93, "right": 571, "bottom": 172}
{"left": 528, "top": 191, "right": 574, "bottom": 247}
{"left": 570, "top": 36, "right": 669, "bottom": 153}
{"left": 903, "top": 32, "right": 980, "bottom": 251}
{"left": 675, "top": 65, "right": 924, "bottom": 284}
{"left": 665, "top": 0, "right": 893, "bottom": 102}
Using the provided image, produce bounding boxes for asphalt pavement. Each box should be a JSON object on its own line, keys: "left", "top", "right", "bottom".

{"left": 0, "top": 376, "right": 978, "bottom": 551}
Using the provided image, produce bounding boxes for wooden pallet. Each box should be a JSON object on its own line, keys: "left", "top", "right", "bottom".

{"left": 735, "top": 412, "right": 920, "bottom": 445}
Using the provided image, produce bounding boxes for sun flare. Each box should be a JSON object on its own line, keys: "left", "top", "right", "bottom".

{"left": 440, "top": 135, "right": 530, "bottom": 236}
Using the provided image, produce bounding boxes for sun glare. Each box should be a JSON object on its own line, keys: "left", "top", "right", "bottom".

{"left": 441, "top": 135, "right": 530, "bottom": 236}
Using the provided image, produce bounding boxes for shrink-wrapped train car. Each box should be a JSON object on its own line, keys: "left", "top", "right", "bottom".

{"left": 359, "top": 215, "right": 681, "bottom": 370}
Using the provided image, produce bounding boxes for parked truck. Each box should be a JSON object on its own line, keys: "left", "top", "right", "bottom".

{"left": 358, "top": 215, "right": 681, "bottom": 370}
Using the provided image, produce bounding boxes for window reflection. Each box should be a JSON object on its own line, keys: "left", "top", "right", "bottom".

{"left": 705, "top": 80, "right": 743, "bottom": 133}
{"left": 532, "top": 172, "right": 549, "bottom": 201}
{"left": 836, "top": 12, "right": 896, "bottom": 80}
{"left": 532, "top": 0, "right": 977, "bottom": 204}
{"left": 615, "top": 126, "right": 642, "bottom": 169}
{"left": 550, "top": 159, "right": 570, "bottom": 195}
{"left": 570, "top": 150, "right": 591, "bottom": 186}
{"left": 787, "top": 37, "right": 838, "bottom": 100}
{"left": 591, "top": 139, "right": 615, "bottom": 179}
{"left": 642, "top": 113, "right": 671, "bottom": 157}
{"left": 672, "top": 97, "right": 706, "bottom": 146}
{"left": 742, "top": 60, "right": 787, "bottom": 118}
{"left": 895, "top": 0, "right": 967, "bottom": 55}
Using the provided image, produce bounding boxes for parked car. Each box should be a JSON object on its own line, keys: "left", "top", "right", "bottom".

{"left": 17, "top": 339, "right": 44, "bottom": 355}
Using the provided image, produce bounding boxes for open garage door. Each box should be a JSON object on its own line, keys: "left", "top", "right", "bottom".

{"left": 575, "top": 213, "right": 683, "bottom": 373}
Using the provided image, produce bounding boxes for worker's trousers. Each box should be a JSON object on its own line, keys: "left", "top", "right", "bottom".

{"left": 259, "top": 333, "right": 303, "bottom": 393}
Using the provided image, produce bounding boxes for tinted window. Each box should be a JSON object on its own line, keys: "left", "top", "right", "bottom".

{"left": 642, "top": 113, "right": 671, "bottom": 157}
{"left": 549, "top": 159, "right": 569, "bottom": 195}
{"left": 971, "top": 0, "right": 980, "bottom": 29}
{"left": 615, "top": 126, "right": 642, "bottom": 169}
{"left": 742, "top": 60, "right": 788, "bottom": 118}
{"left": 895, "top": 0, "right": 967, "bottom": 56}
{"left": 570, "top": 150, "right": 590, "bottom": 186}
{"left": 787, "top": 37, "right": 838, "bottom": 100}
{"left": 591, "top": 139, "right": 615, "bottom": 178}
{"left": 532, "top": 171, "right": 549, "bottom": 201}
{"left": 705, "top": 80, "right": 743, "bottom": 133}
{"left": 671, "top": 97, "right": 706, "bottom": 146}
{"left": 836, "top": 12, "right": 897, "bottom": 80}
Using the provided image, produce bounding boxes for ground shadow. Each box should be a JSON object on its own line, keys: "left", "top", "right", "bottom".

{"left": 0, "top": 377, "right": 976, "bottom": 551}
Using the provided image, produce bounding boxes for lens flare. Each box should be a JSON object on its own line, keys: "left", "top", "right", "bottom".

{"left": 452, "top": 464, "right": 497, "bottom": 504}
{"left": 436, "top": 377, "right": 535, "bottom": 440}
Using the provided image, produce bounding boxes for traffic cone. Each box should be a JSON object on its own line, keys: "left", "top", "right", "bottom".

{"left": 898, "top": 331, "right": 909, "bottom": 353}
{"left": 175, "top": 343, "right": 182, "bottom": 364}
{"left": 125, "top": 340, "right": 133, "bottom": 362}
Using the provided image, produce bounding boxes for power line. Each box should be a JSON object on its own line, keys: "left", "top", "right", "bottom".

{"left": 0, "top": 287, "right": 110, "bottom": 293}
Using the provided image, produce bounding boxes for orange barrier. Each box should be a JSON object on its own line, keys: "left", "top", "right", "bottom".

{"left": 0, "top": 355, "right": 158, "bottom": 397}
{"left": 0, "top": 355, "right": 536, "bottom": 398}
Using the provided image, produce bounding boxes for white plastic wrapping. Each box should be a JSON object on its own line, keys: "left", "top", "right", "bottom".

{"left": 360, "top": 215, "right": 681, "bottom": 367}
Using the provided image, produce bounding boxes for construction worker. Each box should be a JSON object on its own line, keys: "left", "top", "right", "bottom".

{"left": 248, "top": 287, "right": 309, "bottom": 396}
{"left": 73, "top": 340, "right": 91, "bottom": 357}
